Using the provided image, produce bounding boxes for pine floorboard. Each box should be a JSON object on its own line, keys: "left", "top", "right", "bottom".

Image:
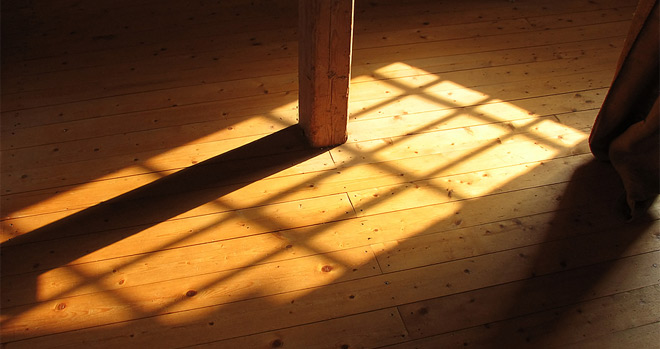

{"left": 2, "top": 0, "right": 658, "bottom": 348}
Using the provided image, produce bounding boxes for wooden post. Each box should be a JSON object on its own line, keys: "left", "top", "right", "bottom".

{"left": 298, "top": 0, "right": 354, "bottom": 147}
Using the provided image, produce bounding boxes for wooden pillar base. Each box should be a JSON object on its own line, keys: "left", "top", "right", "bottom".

{"left": 298, "top": 0, "right": 354, "bottom": 148}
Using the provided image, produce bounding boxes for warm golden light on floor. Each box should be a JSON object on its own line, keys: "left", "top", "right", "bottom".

{"left": 1, "top": 58, "right": 598, "bottom": 340}
{"left": 4, "top": 2, "right": 656, "bottom": 346}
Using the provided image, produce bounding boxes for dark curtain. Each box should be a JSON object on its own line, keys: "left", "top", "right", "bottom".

{"left": 589, "top": 0, "right": 659, "bottom": 219}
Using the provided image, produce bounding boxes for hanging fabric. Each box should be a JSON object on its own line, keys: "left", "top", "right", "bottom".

{"left": 589, "top": 0, "right": 659, "bottom": 219}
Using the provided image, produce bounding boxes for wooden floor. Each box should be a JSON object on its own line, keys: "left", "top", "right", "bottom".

{"left": 2, "top": 0, "right": 659, "bottom": 347}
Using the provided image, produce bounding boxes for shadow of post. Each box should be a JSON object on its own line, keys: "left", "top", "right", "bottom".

{"left": 1, "top": 125, "right": 329, "bottom": 314}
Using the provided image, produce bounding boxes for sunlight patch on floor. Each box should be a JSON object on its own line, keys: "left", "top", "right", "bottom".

{"left": 2, "top": 61, "right": 593, "bottom": 339}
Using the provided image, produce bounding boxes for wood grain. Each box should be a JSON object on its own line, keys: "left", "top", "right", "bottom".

{"left": 298, "top": 0, "right": 354, "bottom": 147}
{"left": 2, "top": 0, "right": 656, "bottom": 348}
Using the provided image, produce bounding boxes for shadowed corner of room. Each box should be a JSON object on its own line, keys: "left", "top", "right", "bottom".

{"left": 483, "top": 156, "right": 657, "bottom": 347}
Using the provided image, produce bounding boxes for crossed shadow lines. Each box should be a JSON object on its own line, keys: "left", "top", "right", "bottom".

{"left": 1, "top": 126, "right": 327, "bottom": 322}
{"left": 2, "top": 60, "right": 593, "bottom": 344}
